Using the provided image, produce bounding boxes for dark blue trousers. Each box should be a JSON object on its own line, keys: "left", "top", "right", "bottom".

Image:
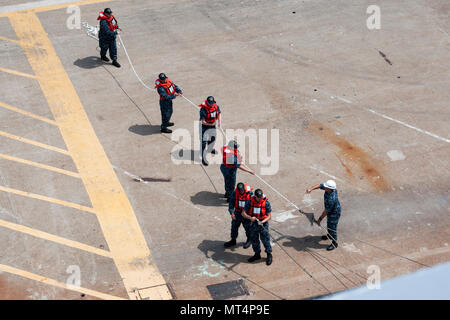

{"left": 99, "top": 37, "right": 117, "bottom": 61}
{"left": 201, "top": 125, "right": 216, "bottom": 158}
{"left": 230, "top": 211, "right": 251, "bottom": 240}
{"left": 159, "top": 99, "right": 173, "bottom": 129}
{"left": 250, "top": 221, "right": 272, "bottom": 254}
{"left": 327, "top": 212, "right": 341, "bottom": 244}
{"left": 220, "top": 164, "right": 237, "bottom": 198}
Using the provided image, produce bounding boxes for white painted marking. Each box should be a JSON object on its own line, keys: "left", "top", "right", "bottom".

{"left": 387, "top": 150, "right": 406, "bottom": 161}
{"left": 342, "top": 242, "right": 362, "bottom": 254}
{"left": 368, "top": 109, "right": 449, "bottom": 143}
{"left": 337, "top": 96, "right": 352, "bottom": 104}
{"left": 302, "top": 194, "right": 319, "bottom": 208}
{"left": 273, "top": 209, "right": 298, "bottom": 222}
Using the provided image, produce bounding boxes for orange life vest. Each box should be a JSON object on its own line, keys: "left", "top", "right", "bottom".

{"left": 249, "top": 196, "right": 269, "bottom": 220}
{"left": 155, "top": 78, "right": 176, "bottom": 100}
{"left": 199, "top": 101, "right": 219, "bottom": 124}
{"left": 222, "top": 146, "right": 242, "bottom": 169}
{"left": 97, "top": 12, "right": 119, "bottom": 31}
{"left": 234, "top": 184, "right": 252, "bottom": 212}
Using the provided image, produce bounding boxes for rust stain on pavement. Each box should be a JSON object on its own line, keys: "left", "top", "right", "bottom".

{"left": 310, "top": 121, "right": 389, "bottom": 192}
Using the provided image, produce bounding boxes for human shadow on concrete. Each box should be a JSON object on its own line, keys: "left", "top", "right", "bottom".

{"left": 272, "top": 233, "right": 329, "bottom": 252}
{"left": 170, "top": 149, "right": 202, "bottom": 163}
{"left": 128, "top": 124, "right": 161, "bottom": 136}
{"left": 74, "top": 56, "right": 104, "bottom": 69}
{"left": 191, "top": 191, "right": 227, "bottom": 207}
{"left": 198, "top": 240, "right": 263, "bottom": 269}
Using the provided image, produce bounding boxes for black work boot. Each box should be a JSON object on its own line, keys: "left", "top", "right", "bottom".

{"left": 327, "top": 242, "right": 338, "bottom": 251}
{"left": 112, "top": 60, "right": 121, "bottom": 68}
{"left": 202, "top": 158, "right": 209, "bottom": 166}
{"left": 243, "top": 238, "right": 252, "bottom": 249}
{"left": 101, "top": 55, "right": 110, "bottom": 62}
{"left": 248, "top": 253, "right": 261, "bottom": 263}
{"left": 224, "top": 239, "right": 236, "bottom": 248}
{"left": 160, "top": 127, "right": 172, "bottom": 134}
{"left": 266, "top": 253, "right": 273, "bottom": 266}
{"left": 167, "top": 122, "right": 174, "bottom": 127}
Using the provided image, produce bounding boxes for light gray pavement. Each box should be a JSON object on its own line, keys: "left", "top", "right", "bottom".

{"left": 0, "top": 0, "right": 448, "bottom": 299}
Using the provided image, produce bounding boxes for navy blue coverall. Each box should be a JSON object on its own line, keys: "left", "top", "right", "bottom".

{"left": 244, "top": 199, "right": 273, "bottom": 255}
{"left": 228, "top": 190, "right": 253, "bottom": 241}
{"left": 99, "top": 19, "right": 118, "bottom": 61}
{"left": 320, "top": 184, "right": 341, "bottom": 244}
{"left": 220, "top": 150, "right": 239, "bottom": 199}
{"left": 158, "top": 84, "right": 182, "bottom": 130}
{"left": 200, "top": 106, "right": 221, "bottom": 158}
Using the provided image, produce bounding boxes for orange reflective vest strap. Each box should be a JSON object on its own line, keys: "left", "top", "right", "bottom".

{"left": 155, "top": 78, "right": 176, "bottom": 100}
{"left": 222, "top": 146, "right": 241, "bottom": 169}
{"left": 249, "top": 196, "right": 268, "bottom": 220}
{"left": 97, "top": 12, "right": 119, "bottom": 31}
{"left": 233, "top": 185, "right": 252, "bottom": 212}
{"left": 199, "top": 101, "right": 219, "bottom": 124}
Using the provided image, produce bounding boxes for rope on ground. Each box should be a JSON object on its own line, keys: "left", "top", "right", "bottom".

{"left": 117, "top": 34, "right": 429, "bottom": 282}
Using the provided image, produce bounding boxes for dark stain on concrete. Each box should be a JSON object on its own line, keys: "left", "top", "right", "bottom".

{"left": 378, "top": 50, "right": 393, "bottom": 65}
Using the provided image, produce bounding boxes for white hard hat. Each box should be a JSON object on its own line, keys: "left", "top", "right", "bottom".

{"left": 323, "top": 180, "right": 336, "bottom": 190}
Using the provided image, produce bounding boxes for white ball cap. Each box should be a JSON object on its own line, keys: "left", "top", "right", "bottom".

{"left": 324, "top": 180, "right": 337, "bottom": 190}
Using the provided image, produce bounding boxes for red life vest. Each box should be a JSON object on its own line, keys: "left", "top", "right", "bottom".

{"left": 155, "top": 78, "right": 176, "bottom": 100}
{"left": 97, "top": 12, "right": 119, "bottom": 31}
{"left": 222, "top": 146, "right": 242, "bottom": 168}
{"left": 249, "top": 196, "right": 269, "bottom": 220}
{"left": 199, "top": 101, "right": 219, "bottom": 124}
{"left": 234, "top": 184, "right": 252, "bottom": 212}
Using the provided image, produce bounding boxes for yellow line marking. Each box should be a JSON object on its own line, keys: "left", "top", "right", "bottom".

{"left": 0, "top": 101, "right": 57, "bottom": 125}
{"left": 0, "top": 0, "right": 113, "bottom": 17}
{"left": 0, "top": 218, "right": 111, "bottom": 258}
{"left": 0, "top": 66, "right": 37, "bottom": 79}
{"left": 0, "top": 153, "right": 80, "bottom": 178}
{"left": 0, "top": 185, "right": 96, "bottom": 214}
{"left": 34, "top": 0, "right": 113, "bottom": 13}
{"left": 9, "top": 11, "right": 172, "bottom": 300}
{"left": 0, "top": 130, "right": 70, "bottom": 155}
{"left": 0, "top": 263, "right": 125, "bottom": 300}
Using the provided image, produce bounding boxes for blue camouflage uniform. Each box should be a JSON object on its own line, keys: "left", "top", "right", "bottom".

{"left": 99, "top": 19, "right": 118, "bottom": 61}
{"left": 158, "top": 84, "right": 182, "bottom": 130}
{"left": 228, "top": 190, "right": 253, "bottom": 241}
{"left": 245, "top": 199, "right": 272, "bottom": 254}
{"left": 320, "top": 184, "right": 341, "bottom": 243}
{"left": 220, "top": 149, "right": 239, "bottom": 199}
{"left": 200, "top": 106, "right": 221, "bottom": 157}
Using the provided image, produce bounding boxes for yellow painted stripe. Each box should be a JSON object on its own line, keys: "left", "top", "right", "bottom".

{"left": 9, "top": 11, "right": 172, "bottom": 300}
{"left": 0, "top": 218, "right": 111, "bottom": 258}
{"left": 33, "top": 0, "right": 113, "bottom": 13}
{"left": 0, "top": 130, "right": 69, "bottom": 155}
{"left": 0, "top": 185, "right": 96, "bottom": 214}
{"left": 0, "top": 264, "right": 125, "bottom": 300}
{"left": 0, "top": 153, "right": 80, "bottom": 178}
{"left": 0, "top": 101, "right": 57, "bottom": 125}
{"left": 0, "top": 66, "right": 37, "bottom": 79}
